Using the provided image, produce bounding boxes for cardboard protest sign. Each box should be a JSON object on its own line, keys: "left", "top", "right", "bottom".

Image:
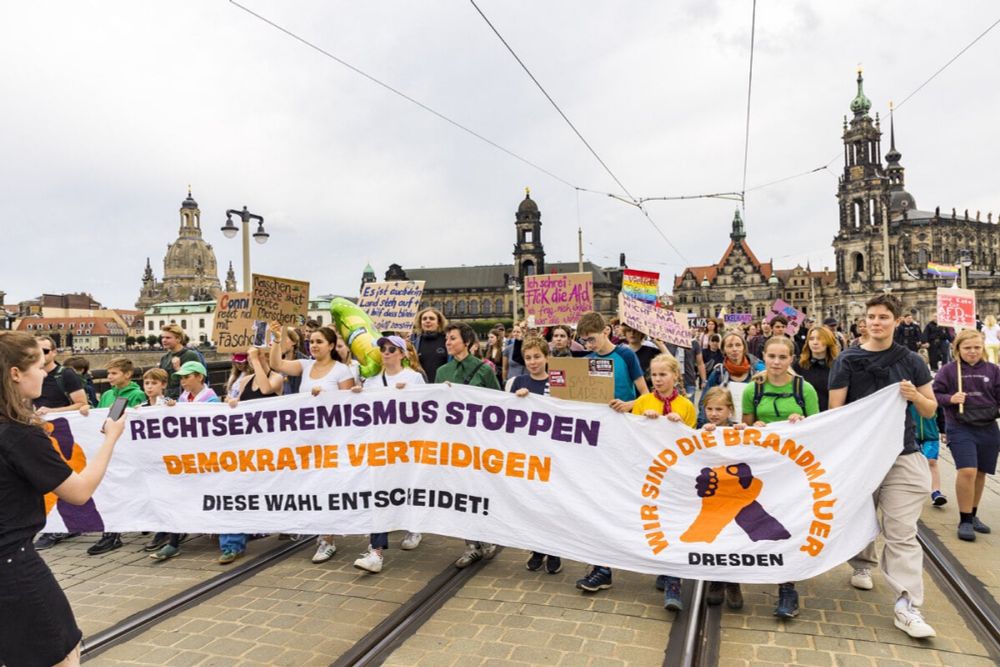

{"left": 765, "top": 299, "right": 805, "bottom": 334}
{"left": 250, "top": 274, "right": 309, "bottom": 328}
{"left": 211, "top": 292, "right": 255, "bottom": 353}
{"left": 936, "top": 287, "right": 976, "bottom": 330}
{"left": 724, "top": 313, "right": 753, "bottom": 325}
{"left": 547, "top": 357, "right": 614, "bottom": 404}
{"left": 619, "top": 294, "right": 693, "bottom": 348}
{"left": 522, "top": 273, "right": 593, "bottom": 326}
{"left": 687, "top": 315, "right": 708, "bottom": 330}
{"left": 622, "top": 269, "right": 660, "bottom": 304}
{"left": 357, "top": 281, "right": 425, "bottom": 335}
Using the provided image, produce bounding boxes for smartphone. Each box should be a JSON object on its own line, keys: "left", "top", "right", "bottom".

{"left": 102, "top": 396, "right": 129, "bottom": 433}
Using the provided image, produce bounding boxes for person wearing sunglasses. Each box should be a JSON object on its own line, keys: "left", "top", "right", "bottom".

{"left": 350, "top": 335, "right": 427, "bottom": 573}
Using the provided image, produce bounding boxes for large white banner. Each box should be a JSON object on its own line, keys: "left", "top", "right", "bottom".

{"left": 41, "top": 385, "right": 905, "bottom": 583}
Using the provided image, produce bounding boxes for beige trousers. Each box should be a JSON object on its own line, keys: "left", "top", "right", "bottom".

{"left": 849, "top": 452, "right": 930, "bottom": 607}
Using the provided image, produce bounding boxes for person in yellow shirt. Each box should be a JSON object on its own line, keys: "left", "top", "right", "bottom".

{"left": 632, "top": 353, "right": 696, "bottom": 427}
{"left": 631, "top": 352, "right": 696, "bottom": 611}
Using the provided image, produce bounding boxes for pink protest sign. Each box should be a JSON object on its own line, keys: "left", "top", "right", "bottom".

{"left": 936, "top": 288, "right": 976, "bottom": 330}
{"left": 764, "top": 299, "right": 805, "bottom": 335}
{"left": 618, "top": 294, "right": 693, "bottom": 348}
{"left": 522, "top": 273, "right": 593, "bottom": 326}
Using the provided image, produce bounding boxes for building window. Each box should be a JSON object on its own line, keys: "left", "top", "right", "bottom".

{"left": 457, "top": 300, "right": 467, "bottom": 315}
{"left": 316, "top": 315, "right": 323, "bottom": 325}
{"left": 181, "top": 319, "right": 187, "bottom": 330}
{"left": 149, "top": 321, "right": 155, "bottom": 331}
{"left": 444, "top": 301, "right": 454, "bottom": 316}
{"left": 199, "top": 318, "right": 205, "bottom": 328}
{"left": 496, "top": 298, "right": 504, "bottom": 315}
{"left": 482, "top": 299, "right": 492, "bottom": 315}
{"left": 469, "top": 300, "right": 479, "bottom": 315}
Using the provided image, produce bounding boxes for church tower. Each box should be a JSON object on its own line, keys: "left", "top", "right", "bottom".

{"left": 360, "top": 262, "right": 377, "bottom": 293}
{"left": 513, "top": 188, "right": 545, "bottom": 280}
{"left": 224, "top": 261, "right": 238, "bottom": 292}
{"left": 834, "top": 70, "right": 893, "bottom": 287}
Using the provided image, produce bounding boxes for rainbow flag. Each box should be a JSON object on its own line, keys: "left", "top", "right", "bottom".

{"left": 622, "top": 269, "right": 659, "bottom": 304}
{"left": 926, "top": 262, "right": 959, "bottom": 278}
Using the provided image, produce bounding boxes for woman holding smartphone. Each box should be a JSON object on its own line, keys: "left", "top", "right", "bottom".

{"left": 0, "top": 332, "right": 126, "bottom": 667}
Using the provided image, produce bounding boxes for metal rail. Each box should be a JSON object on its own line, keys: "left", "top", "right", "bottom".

{"left": 663, "top": 579, "right": 719, "bottom": 667}
{"left": 81, "top": 537, "right": 312, "bottom": 661}
{"left": 917, "top": 521, "right": 1000, "bottom": 660}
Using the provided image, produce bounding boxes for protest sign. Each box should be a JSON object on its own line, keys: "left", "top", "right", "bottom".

{"left": 43, "top": 384, "right": 906, "bottom": 583}
{"left": 357, "top": 281, "right": 426, "bottom": 335}
{"left": 724, "top": 313, "right": 753, "bottom": 325}
{"left": 622, "top": 269, "right": 660, "bottom": 304}
{"left": 250, "top": 274, "right": 309, "bottom": 327}
{"left": 765, "top": 299, "right": 805, "bottom": 334}
{"left": 522, "top": 272, "right": 593, "bottom": 326}
{"left": 936, "top": 287, "right": 976, "bottom": 330}
{"left": 548, "top": 357, "right": 614, "bottom": 404}
{"left": 687, "top": 315, "right": 708, "bottom": 330}
{"left": 211, "top": 292, "right": 255, "bottom": 353}
{"left": 619, "top": 294, "right": 693, "bottom": 348}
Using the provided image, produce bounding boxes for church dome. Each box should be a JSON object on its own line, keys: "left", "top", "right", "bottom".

{"left": 164, "top": 238, "right": 219, "bottom": 279}
{"left": 518, "top": 190, "right": 538, "bottom": 213}
{"left": 889, "top": 189, "right": 917, "bottom": 213}
{"left": 181, "top": 188, "right": 198, "bottom": 210}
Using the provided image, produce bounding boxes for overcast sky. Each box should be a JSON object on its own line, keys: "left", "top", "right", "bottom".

{"left": 2, "top": 1, "right": 998, "bottom": 309}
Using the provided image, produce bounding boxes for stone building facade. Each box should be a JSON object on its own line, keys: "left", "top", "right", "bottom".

{"left": 385, "top": 190, "right": 626, "bottom": 324}
{"left": 136, "top": 190, "right": 223, "bottom": 309}
{"left": 673, "top": 71, "right": 1000, "bottom": 325}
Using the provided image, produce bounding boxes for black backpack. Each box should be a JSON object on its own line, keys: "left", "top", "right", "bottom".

{"left": 752, "top": 375, "right": 806, "bottom": 419}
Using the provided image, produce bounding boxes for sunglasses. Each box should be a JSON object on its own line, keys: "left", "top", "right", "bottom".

{"left": 379, "top": 345, "right": 399, "bottom": 354}
{"left": 41, "top": 348, "right": 52, "bottom": 354}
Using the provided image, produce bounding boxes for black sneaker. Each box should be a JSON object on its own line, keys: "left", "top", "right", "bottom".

{"left": 725, "top": 583, "right": 744, "bottom": 610}
{"left": 526, "top": 552, "right": 545, "bottom": 571}
{"left": 655, "top": 574, "right": 667, "bottom": 591}
{"left": 576, "top": 566, "right": 612, "bottom": 592}
{"left": 774, "top": 584, "right": 799, "bottom": 618}
{"left": 87, "top": 533, "right": 123, "bottom": 556}
{"left": 545, "top": 556, "right": 562, "bottom": 574}
{"left": 706, "top": 581, "right": 725, "bottom": 606}
{"left": 958, "top": 522, "right": 976, "bottom": 541}
{"left": 143, "top": 533, "right": 169, "bottom": 552}
{"left": 34, "top": 533, "right": 63, "bottom": 550}
{"left": 931, "top": 491, "right": 948, "bottom": 507}
{"left": 972, "top": 516, "right": 991, "bottom": 534}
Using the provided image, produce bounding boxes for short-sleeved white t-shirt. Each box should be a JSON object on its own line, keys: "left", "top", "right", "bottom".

{"left": 362, "top": 367, "right": 426, "bottom": 391}
{"left": 298, "top": 359, "right": 355, "bottom": 394}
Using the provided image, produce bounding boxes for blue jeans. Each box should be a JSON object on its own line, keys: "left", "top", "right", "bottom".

{"left": 370, "top": 533, "right": 389, "bottom": 549}
{"left": 219, "top": 534, "right": 247, "bottom": 554}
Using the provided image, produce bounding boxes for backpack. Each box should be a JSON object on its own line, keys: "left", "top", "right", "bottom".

{"left": 842, "top": 344, "right": 911, "bottom": 402}
{"left": 752, "top": 375, "right": 806, "bottom": 419}
{"left": 51, "top": 365, "right": 76, "bottom": 404}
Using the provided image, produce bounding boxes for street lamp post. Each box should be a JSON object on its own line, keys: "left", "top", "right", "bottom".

{"left": 508, "top": 277, "right": 521, "bottom": 323}
{"left": 221, "top": 206, "right": 269, "bottom": 291}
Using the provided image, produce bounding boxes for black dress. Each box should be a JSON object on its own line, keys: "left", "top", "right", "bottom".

{"left": 0, "top": 420, "right": 80, "bottom": 667}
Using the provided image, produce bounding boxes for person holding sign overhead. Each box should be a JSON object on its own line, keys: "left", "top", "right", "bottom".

{"left": 269, "top": 324, "right": 356, "bottom": 564}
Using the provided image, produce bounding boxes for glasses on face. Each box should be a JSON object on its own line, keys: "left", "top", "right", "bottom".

{"left": 380, "top": 345, "right": 399, "bottom": 354}
{"left": 41, "top": 348, "right": 52, "bottom": 354}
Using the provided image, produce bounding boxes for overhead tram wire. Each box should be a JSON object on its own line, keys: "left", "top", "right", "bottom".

{"left": 739, "top": 0, "right": 757, "bottom": 213}
{"left": 227, "top": 0, "right": 581, "bottom": 191}
{"left": 745, "top": 13, "right": 1000, "bottom": 195}
{"left": 468, "top": 0, "right": 691, "bottom": 264}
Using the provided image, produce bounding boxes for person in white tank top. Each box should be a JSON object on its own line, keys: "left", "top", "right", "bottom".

{"left": 269, "top": 325, "right": 356, "bottom": 563}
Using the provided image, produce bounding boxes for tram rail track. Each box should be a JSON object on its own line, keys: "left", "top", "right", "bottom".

{"left": 80, "top": 537, "right": 312, "bottom": 662}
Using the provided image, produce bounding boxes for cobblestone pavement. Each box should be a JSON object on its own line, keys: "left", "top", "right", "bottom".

{"left": 44, "top": 532, "right": 284, "bottom": 636}
{"left": 918, "top": 448, "right": 999, "bottom": 603}
{"left": 381, "top": 547, "right": 674, "bottom": 667}
{"left": 88, "top": 533, "right": 468, "bottom": 665}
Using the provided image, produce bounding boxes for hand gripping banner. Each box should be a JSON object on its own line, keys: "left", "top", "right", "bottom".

{"left": 42, "top": 384, "right": 906, "bottom": 583}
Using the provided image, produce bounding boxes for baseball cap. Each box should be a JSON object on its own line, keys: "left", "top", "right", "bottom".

{"left": 173, "top": 360, "right": 208, "bottom": 377}
{"left": 822, "top": 317, "right": 838, "bottom": 327}
{"left": 232, "top": 353, "right": 248, "bottom": 363}
{"left": 377, "top": 335, "right": 408, "bottom": 351}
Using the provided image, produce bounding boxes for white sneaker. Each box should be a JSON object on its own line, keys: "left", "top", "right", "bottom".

{"left": 455, "top": 546, "right": 482, "bottom": 568}
{"left": 400, "top": 532, "right": 422, "bottom": 550}
{"left": 481, "top": 543, "right": 498, "bottom": 560}
{"left": 353, "top": 547, "right": 383, "bottom": 573}
{"left": 311, "top": 539, "right": 336, "bottom": 563}
{"left": 850, "top": 567, "right": 873, "bottom": 590}
{"left": 894, "top": 606, "right": 936, "bottom": 638}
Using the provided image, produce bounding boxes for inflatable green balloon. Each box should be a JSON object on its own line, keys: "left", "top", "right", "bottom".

{"left": 329, "top": 297, "right": 383, "bottom": 378}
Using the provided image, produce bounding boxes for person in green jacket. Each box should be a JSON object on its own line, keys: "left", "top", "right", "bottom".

{"left": 88, "top": 357, "right": 146, "bottom": 556}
